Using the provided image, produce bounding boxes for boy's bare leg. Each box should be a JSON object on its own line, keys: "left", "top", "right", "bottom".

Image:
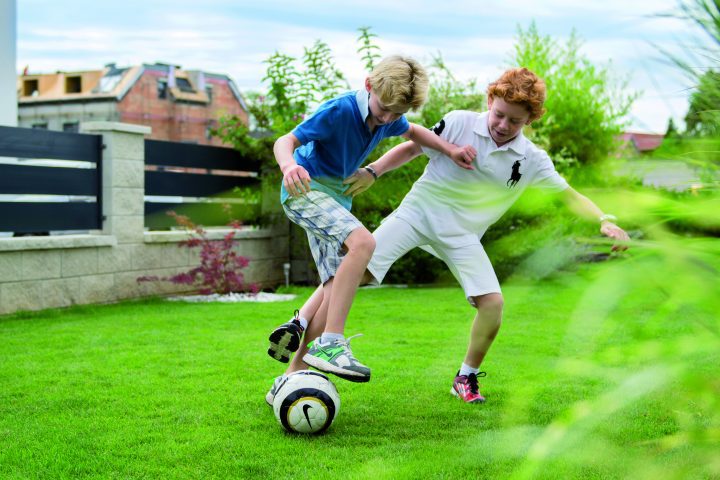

{"left": 266, "top": 284, "right": 328, "bottom": 404}
{"left": 299, "top": 284, "right": 324, "bottom": 323}
{"left": 286, "top": 282, "right": 330, "bottom": 374}
{"left": 286, "top": 265, "right": 375, "bottom": 373}
{"left": 324, "top": 227, "right": 375, "bottom": 334}
{"left": 269, "top": 231, "right": 374, "bottom": 370}
{"left": 464, "top": 293, "right": 504, "bottom": 367}
{"left": 300, "top": 227, "right": 374, "bottom": 382}
{"left": 451, "top": 293, "right": 503, "bottom": 403}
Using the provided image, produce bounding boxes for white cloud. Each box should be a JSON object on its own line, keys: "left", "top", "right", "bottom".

{"left": 629, "top": 96, "right": 688, "bottom": 133}
{"left": 15, "top": 0, "right": 700, "bottom": 133}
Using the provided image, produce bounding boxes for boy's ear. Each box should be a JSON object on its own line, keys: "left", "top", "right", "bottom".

{"left": 487, "top": 96, "right": 493, "bottom": 110}
{"left": 364, "top": 77, "right": 372, "bottom": 92}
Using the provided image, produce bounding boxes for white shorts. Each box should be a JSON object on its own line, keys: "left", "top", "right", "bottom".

{"left": 367, "top": 215, "right": 501, "bottom": 305}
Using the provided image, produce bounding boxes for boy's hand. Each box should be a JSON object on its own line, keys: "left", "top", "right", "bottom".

{"left": 600, "top": 221, "right": 630, "bottom": 251}
{"left": 283, "top": 164, "right": 312, "bottom": 196}
{"left": 449, "top": 145, "right": 477, "bottom": 170}
{"left": 343, "top": 168, "right": 375, "bottom": 197}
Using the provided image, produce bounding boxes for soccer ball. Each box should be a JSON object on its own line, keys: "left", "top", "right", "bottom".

{"left": 272, "top": 370, "right": 340, "bottom": 434}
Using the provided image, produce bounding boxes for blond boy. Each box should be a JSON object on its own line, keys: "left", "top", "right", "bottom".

{"left": 267, "top": 56, "right": 476, "bottom": 391}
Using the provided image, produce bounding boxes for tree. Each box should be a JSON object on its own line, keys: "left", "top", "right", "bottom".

{"left": 685, "top": 70, "right": 720, "bottom": 135}
{"left": 658, "top": 0, "right": 720, "bottom": 136}
{"left": 511, "top": 22, "right": 637, "bottom": 169}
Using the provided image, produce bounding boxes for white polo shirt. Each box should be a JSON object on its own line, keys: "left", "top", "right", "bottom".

{"left": 392, "top": 110, "right": 569, "bottom": 248}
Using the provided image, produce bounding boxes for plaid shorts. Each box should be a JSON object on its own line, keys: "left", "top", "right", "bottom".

{"left": 283, "top": 190, "right": 363, "bottom": 284}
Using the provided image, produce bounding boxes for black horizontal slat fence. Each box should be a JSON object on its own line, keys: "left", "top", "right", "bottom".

{"left": 145, "top": 140, "right": 261, "bottom": 171}
{"left": 145, "top": 171, "right": 258, "bottom": 198}
{"left": 144, "top": 139, "right": 262, "bottom": 229}
{"left": 0, "top": 164, "right": 99, "bottom": 196}
{"left": 0, "top": 126, "right": 103, "bottom": 233}
{"left": 2, "top": 203, "right": 100, "bottom": 232}
{"left": 0, "top": 125, "right": 101, "bottom": 162}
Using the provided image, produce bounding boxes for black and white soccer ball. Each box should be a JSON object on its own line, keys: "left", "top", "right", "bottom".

{"left": 272, "top": 370, "right": 340, "bottom": 434}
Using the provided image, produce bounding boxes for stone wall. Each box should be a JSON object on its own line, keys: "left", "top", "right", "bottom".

{"left": 0, "top": 122, "right": 290, "bottom": 315}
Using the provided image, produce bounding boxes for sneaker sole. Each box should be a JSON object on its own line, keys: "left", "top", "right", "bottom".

{"left": 267, "top": 327, "right": 301, "bottom": 363}
{"left": 303, "top": 353, "right": 370, "bottom": 383}
{"left": 450, "top": 387, "right": 485, "bottom": 404}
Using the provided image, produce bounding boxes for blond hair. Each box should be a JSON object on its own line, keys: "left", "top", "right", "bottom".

{"left": 369, "top": 55, "right": 428, "bottom": 113}
{"left": 487, "top": 67, "right": 546, "bottom": 122}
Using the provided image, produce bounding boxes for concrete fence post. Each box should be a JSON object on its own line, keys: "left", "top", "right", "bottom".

{"left": 81, "top": 122, "right": 151, "bottom": 244}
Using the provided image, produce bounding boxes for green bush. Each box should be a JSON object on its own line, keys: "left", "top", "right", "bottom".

{"left": 512, "top": 22, "right": 636, "bottom": 170}
{"left": 214, "top": 25, "right": 645, "bottom": 285}
{"left": 657, "top": 1, "right": 720, "bottom": 137}
{"left": 685, "top": 70, "right": 720, "bottom": 136}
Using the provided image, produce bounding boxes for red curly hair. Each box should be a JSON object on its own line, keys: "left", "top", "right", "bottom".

{"left": 487, "top": 68, "right": 546, "bottom": 122}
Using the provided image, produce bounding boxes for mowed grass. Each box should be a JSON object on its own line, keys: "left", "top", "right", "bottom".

{"left": 1, "top": 249, "right": 719, "bottom": 479}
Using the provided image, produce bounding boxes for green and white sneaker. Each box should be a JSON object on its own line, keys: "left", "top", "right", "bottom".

{"left": 302, "top": 334, "right": 371, "bottom": 383}
{"left": 265, "top": 374, "right": 286, "bottom": 406}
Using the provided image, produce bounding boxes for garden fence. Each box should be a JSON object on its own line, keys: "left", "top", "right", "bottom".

{"left": 0, "top": 125, "right": 103, "bottom": 233}
{"left": 0, "top": 122, "right": 309, "bottom": 315}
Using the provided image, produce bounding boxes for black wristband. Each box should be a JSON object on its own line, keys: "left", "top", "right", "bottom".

{"left": 364, "top": 166, "right": 378, "bottom": 180}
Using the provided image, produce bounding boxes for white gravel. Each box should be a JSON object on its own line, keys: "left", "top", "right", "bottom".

{"left": 168, "top": 292, "right": 297, "bottom": 303}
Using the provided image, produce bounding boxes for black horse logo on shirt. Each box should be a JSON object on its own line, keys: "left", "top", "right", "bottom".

{"left": 507, "top": 160, "right": 522, "bottom": 188}
{"left": 431, "top": 118, "right": 446, "bottom": 136}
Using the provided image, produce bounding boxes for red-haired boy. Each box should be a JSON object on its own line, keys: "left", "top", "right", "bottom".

{"left": 269, "top": 67, "right": 629, "bottom": 404}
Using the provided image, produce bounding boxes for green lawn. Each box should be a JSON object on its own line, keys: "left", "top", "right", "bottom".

{"left": 1, "top": 247, "right": 719, "bottom": 479}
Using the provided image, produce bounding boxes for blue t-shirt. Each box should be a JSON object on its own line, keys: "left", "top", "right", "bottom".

{"left": 280, "top": 90, "right": 410, "bottom": 210}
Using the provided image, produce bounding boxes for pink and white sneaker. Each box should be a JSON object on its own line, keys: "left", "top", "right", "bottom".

{"left": 451, "top": 371, "right": 486, "bottom": 403}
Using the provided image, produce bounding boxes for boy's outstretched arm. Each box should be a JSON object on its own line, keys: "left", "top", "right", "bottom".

{"left": 403, "top": 123, "right": 476, "bottom": 170}
{"left": 560, "top": 187, "right": 630, "bottom": 251}
{"left": 274, "top": 133, "right": 311, "bottom": 197}
{"left": 343, "top": 141, "right": 423, "bottom": 197}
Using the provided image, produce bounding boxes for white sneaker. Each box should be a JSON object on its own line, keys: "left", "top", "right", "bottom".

{"left": 265, "top": 375, "right": 286, "bottom": 406}
{"left": 302, "top": 334, "right": 371, "bottom": 382}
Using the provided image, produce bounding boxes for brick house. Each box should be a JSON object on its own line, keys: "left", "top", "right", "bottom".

{"left": 17, "top": 63, "right": 248, "bottom": 145}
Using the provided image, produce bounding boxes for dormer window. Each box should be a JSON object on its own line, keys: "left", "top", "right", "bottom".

{"left": 23, "top": 79, "right": 39, "bottom": 96}
{"left": 176, "top": 78, "right": 195, "bottom": 93}
{"left": 98, "top": 74, "right": 122, "bottom": 93}
{"left": 65, "top": 76, "right": 82, "bottom": 93}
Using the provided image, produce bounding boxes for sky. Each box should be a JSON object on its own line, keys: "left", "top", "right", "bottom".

{"left": 14, "top": 0, "right": 706, "bottom": 133}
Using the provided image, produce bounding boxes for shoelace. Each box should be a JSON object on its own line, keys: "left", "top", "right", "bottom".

{"left": 337, "top": 333, "right": 363, "bottom": 347}
{"left": 291, "top": 309, "right": 304, "bottom": 331}
{"left": 332, "top": 333, "right": 363, "bottom": 356}
{"left": 466, "top": 372, "right": 487, "bottom": 394}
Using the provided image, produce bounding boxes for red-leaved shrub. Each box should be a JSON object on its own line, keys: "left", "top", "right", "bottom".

{"left": 138, "top": 211, "right": 258, "bottom": 295}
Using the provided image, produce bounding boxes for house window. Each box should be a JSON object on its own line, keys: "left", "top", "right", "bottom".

{"left": 98, "top": 74, "right": 122, "bottom": 93}
{"left": 32, "top": 122, "right": 48, "bottom": 129}
{"left": 63, "top": 122, "right": 80, "bottom": 133}
{"left": 65, "top": 76, "right": 82, "bottom": 93}
{"left": 205, "top": 85, "right": 213, "bottom": 103}
{"left": 176, "top": 78, "right": 195, "bottom": 93}
{"left": 157, "top": 79, "right": 168, "bottom": 99}
{"left": 205, "top": 125, "right": 213, "bottom": 140}
{"left": 23, "top": 79, "right": 39, "bottom": 96}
